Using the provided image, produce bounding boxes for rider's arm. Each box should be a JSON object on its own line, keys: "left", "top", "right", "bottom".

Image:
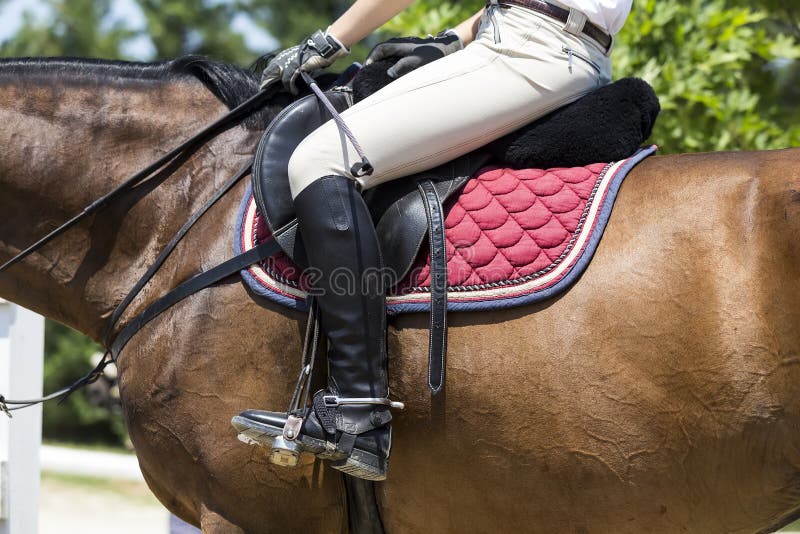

{"left": 328, "top": 2, "right": 485, "bottom": 48}
{"left": 328, "top": 0, "right": 417, "bottom": 48}
{"left": 452, "top": 8, "right": 485, "bottom": 45}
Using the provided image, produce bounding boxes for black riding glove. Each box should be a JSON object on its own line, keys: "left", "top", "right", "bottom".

{"left": 260, "top": 30, "right": 349, "bottom": 94}
{"left": 364, "top": 30, "right": 463, "bottom": 79}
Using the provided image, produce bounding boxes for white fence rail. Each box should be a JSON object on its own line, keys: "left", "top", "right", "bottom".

{"left": 40, "top": 445, "right": 144, "bottom": 482}
{"left": 0, "top": 300, "right": 44, "bottom": 534}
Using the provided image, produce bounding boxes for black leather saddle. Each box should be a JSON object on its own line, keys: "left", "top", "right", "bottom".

{"left": 252, "top": 87, "right": 488, "bottom": 280}
{"left": 252, "top": 87, "right": 477, "bottom": 394}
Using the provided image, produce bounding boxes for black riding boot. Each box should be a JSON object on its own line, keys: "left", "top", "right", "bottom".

{"left": 232, "top": 175, "right": 397, "bottom": 481}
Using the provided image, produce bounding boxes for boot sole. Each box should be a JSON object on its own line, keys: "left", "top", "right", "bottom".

{"left": 231, "top": 416, "right": 387, "bottom": 480}
{"left": 330, "top": 449, "right": 387, "bottom": 481}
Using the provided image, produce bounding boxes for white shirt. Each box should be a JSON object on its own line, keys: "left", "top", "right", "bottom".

{"left": 558, "top": 0, "right": 632, "bottom": 34}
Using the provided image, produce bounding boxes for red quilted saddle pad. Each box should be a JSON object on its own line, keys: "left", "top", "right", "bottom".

{"left": 236, "top": 147, "right": 655, "bottom": 313}
{"left": 397, "top": 162, "right": 606, "bottom": 291}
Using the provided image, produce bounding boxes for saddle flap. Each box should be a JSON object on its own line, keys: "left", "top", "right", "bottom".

{"left": 252, "top": 88, "right": 354, "bottom": 265}
{"left": 366, "top": 150, "right": 491, "bottom": 283}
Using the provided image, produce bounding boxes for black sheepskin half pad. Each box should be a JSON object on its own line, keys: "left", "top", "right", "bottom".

{"left": 352, "top": 58, "right": 398, "bottom": 103}
{"left": 487, "top": 78, "right": 660, "bottom": 168}
{"left": 351, "top": 58, "right": 660, "bottom": 169}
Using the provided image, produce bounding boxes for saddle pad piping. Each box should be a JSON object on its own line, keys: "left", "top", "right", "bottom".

{"left": 236, "top": 192, "right": 308, "bottom": 310}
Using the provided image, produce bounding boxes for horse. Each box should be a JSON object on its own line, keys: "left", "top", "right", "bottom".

{"left": 0, "top": 56, "right": 799, "bottom": 534}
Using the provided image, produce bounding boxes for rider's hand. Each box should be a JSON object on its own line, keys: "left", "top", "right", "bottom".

{"left": 365, "top": 30, "right": 463, "bottom": 79}
{"left": 260, "top": 30, "right": 349, "bottom": 94}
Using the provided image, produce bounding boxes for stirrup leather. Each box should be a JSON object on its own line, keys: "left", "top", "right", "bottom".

{"left": 268, "top": 300, "right": 320, "bottom": 466}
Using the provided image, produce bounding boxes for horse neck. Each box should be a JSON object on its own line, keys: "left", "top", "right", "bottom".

{"left": 0, "top": 70, "right": 259, "bottom": 340}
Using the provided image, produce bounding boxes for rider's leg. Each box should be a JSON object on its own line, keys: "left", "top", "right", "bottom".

{"left": 234, "top": 175, "right": 394, "bottom": 480}
{"left": 234, "top": 6, "right": 612, "bottom": 481}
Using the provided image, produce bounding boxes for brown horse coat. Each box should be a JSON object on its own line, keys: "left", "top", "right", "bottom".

{"left": 0, "top": 58, "right": 799, "bottom": 533}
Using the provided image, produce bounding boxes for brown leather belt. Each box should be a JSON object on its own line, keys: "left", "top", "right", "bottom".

{"left": 498, "top": 0, "right": 612, "bottom": 51}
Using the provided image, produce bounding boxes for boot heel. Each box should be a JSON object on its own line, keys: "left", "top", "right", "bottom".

{"left": 330, "top": 448, "right": 387, "bottom": 481}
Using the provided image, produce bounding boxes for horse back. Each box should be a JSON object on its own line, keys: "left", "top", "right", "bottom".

{"left": 379, "top": 148, "right": 800, "bottom": 533}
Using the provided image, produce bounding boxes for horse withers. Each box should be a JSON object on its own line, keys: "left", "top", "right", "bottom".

{"left": 0, "top": 56, "right": 799, "bottom": 533}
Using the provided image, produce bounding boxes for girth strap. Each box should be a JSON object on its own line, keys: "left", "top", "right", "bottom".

{"left": 417, "top": 179, "right": 448, "bottom": 394}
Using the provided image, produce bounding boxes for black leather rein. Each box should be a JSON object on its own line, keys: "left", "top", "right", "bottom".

{"left": 0, "top": 86, "right": 281, "bottom": 413}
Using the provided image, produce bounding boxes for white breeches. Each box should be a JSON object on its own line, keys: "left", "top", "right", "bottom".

{"left": 288, "top": 4, "right": 613, "bottom": 198}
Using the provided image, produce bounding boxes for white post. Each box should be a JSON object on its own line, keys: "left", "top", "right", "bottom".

{"left": 0, "top": 300, "right": 45, "bottom": 534}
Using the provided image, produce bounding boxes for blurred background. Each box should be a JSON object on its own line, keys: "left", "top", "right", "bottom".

{"left": 0, "top": 0, "right": 798, "bottom": 532}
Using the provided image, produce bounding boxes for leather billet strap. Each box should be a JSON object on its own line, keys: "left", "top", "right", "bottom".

{"left": 496, "top": 0, "right": 612, "bottom": 51}
{"left": 417, "top": 180, "right": 448, "bottom": 394}
{"left": 111, "top": 237, "right": 281, "bottom": 360}
{"left": 103, "top": 162, "right": 253, "bottom": 346}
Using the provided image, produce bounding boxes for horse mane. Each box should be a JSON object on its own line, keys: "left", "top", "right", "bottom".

{"left": 0, "top": 54, "right": 280, "bottom": 129}
{"left": 172, "top": 55, "right": 261, "bottom": 106}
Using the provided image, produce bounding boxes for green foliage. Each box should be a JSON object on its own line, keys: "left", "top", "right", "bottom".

{"left": 236, "top": 0, "right": 352, "bottom": 47}
{"left": 0, "top": 0, "right": 255, "bottom": 63}
{"left": 43, "top": 320, "right": 126, "bottom": 447}
{"left": 384, "top": 0, "right": 482, "bottom": 36}
{"left": 384, "top": 1, "right": 800, "bottom": 154}
{"left": 234, "top": 0, "right": 374, "bottom": 65}
{"left": 0, "top": 0, "right": 134, "bottom": 58}
{"left": 613, "top": 0, "right": 800, "bottom": 152}
{"left": 136, "top": 0, "right": 252, "bottom": 62}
